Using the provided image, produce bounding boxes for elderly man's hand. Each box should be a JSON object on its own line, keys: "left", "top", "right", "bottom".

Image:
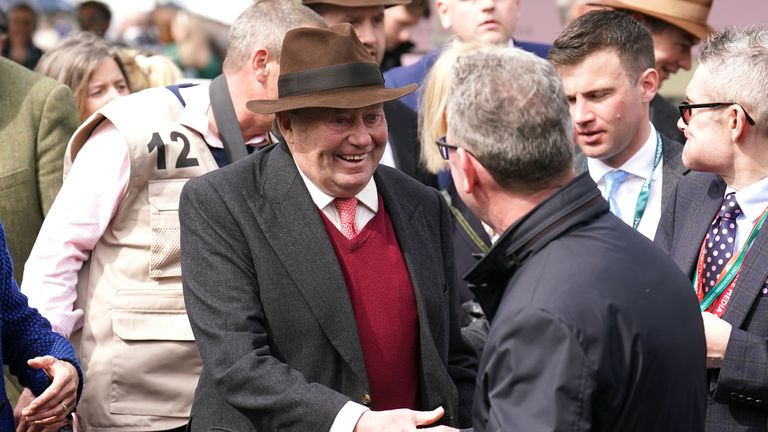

{"left": 354, "top": 406, "right": 452, "bottom": 432}
{"left": 19, "top": 356, "right": 78, "bottom": 428}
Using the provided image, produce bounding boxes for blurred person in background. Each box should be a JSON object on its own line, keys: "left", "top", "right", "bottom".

{"left": 166, "top": 9, "right": 221, "bottom": 79}
{"left": 384, "top": 0, "right": 550, "bottom": 112}
{"left": 555, "top": 0, "right": 604, "bottom": 26}
{"left": 76, "top": 0, "right": 111, "bottom": 38}
{"left": 35, "top": 31, "right": 129, "bottom": 122}
{"left": 2, "top": 3, "right": 43, "bottom": 69}
{"left": 587, "top": 0, "right": 715, "bottom": 144}
{"left": 381, "top": 0, "right": 430, "bottom": 70}
{"left": 118, "top": 48, "right": 183, "bottom": 93}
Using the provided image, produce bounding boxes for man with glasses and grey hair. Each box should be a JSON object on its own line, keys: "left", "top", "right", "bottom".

{"left": 441, "top": 45, "right": 706, "bottom": 430}
{"left": 655, "top": 26, "right": 768, "bottom": 431}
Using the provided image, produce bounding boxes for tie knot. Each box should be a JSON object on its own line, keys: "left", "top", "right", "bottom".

{"left": 603, "top": 169, "right": 630, "bottom": 199}
{"left": 718, "top": 192, "right": 742, "bottom": 221}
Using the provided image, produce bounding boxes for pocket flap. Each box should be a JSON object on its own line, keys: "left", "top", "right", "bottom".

{"left": 148, "top": 178, "right": 189, "bottom": 212}
{"left": 112, "top": 309, "right": 195, "bottom": 341}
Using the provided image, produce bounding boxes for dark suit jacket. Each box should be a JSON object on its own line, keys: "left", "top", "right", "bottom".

{"left": 650, "top": 94, "right": 686, "bottom": 144}
{"left": 467, "top": 174, "right": 706, "bottom": 431}
{"left": 383, "top": 40, "right": 551, "bottom": 111}
{"left": 656, "top": 172, "right": 768, "bottom": 431}
{"left": 0, "top": 58, "right": 80, "bottom": 281}
{"left": 574, "top": 133, "right": 689, "bottom": 218}
{"left": 384, "top": 100, "right": 437, "bottom": 188}
{"left": 180, "top": 142, "right": 477, "bottom": 431}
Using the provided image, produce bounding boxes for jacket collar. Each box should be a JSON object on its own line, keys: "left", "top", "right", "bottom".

{"left": 465, "top": 173, "right": 608, "bottom": 321}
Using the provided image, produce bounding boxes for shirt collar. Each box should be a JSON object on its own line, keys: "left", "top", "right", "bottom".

{"left": 588, "top": 122, "right": 659, "bottom": 182}
{"left": 177, "top": 81, "right": 268, "bottom": 148}
{"left": 294, "top": 161, "right": 379, "bottom": 213}
{"left": 727, "top": 176, "right": 768, "bottom": 224}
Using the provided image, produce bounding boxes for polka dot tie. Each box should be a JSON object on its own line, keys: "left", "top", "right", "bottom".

{"left": 603, "top": 169, "right": 630, "bottom": 219}
{"left": 703, "top": 192, "right": 741, "bottom": 292}
{"left": 334, "top": 197, "right": 359, "bottom": 239}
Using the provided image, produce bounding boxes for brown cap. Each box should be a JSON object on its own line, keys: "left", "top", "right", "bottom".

{"left": 303, "top": 0, "right": 410, "bottom": 6}
{"left": 247, "top": 23, "right": 415, "bottom": 113}
{"left": 587, "top": 0, "right": 714, "bottom": 40}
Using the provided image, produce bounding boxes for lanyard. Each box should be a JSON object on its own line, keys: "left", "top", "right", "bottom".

{"left": 630, "top": 131, "right": 663, "bottom": 229}
{"left": 693, "top": 206, "right": 768, "bottom": 316}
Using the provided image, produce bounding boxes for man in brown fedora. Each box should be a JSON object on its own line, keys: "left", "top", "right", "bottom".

{"left": 304, "top": 0, "right": 438, "bottom": 188}
{"left": 587, "top": 0, "right": 715, "bottom": 143}
{"left": 180, "top": 23, "right": 477, "bottom": 432}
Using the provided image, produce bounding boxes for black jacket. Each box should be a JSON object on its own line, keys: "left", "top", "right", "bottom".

{"left": 466, "top": 173, "right": 706, "bottom": 431}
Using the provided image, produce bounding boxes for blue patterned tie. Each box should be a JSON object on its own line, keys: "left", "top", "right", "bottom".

{"left": 603, "top": 170, "right": 630, "bottom": 219}
{"left": 703, "top": 192, "right": 741, "bottom": 292}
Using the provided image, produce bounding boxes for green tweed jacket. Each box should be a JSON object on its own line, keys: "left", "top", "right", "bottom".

{"left": 0, "top": 57, "right": 79, "bottom": 282}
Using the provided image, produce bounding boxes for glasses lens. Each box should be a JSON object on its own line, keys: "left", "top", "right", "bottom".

{"left": 436, "top": 137, "right": 449, "bottom": 160}
{"left": 679, "top": 103, "right": 691, "bottom": 125}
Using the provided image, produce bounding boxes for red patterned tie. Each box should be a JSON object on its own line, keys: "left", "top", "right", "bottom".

{"left": 334, "top": 197, "right": 359, "bottom": 239}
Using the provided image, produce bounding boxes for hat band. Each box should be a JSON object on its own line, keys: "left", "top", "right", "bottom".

{"left": 278, "top": 63, "right": 384, "bottom": 98}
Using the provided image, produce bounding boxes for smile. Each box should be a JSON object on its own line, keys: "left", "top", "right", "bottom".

{"left": 338, "top": 154, "right": 367, "bottom": 162}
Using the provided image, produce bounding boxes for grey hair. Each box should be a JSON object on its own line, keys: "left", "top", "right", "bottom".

{"left": 699, "top": 26, "right": 768, "bottom": 137}
{"left": 445, "top": 46, "right": 574, "bottom": 191}
{"left": 222, "top": 0, "right": 326, "bottom": 72}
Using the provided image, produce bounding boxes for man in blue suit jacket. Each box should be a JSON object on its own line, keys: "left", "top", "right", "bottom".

{"left": 384, "top": 0, "right": 550, "bottom": 111}
{"left": 0, "top": 221, "right": 82, "bottom": 431}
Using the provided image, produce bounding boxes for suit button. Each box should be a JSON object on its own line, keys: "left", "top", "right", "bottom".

{"left": 747, "top": 397, "right": 755, "bottom": 404}
{"left": 738, "top": 394, "right": 747, "bottom": 402}
{"left": 730, "top": 392, "right": 739, "bottom": 400}
{"left": 361, "top": 393, "right": 372, "bottom": 406}
{"left": 757, "top": 399, "right": 764, "bottom": 406}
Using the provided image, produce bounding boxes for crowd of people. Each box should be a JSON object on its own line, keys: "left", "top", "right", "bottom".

{"left": 1, "top": 0, "right": 768, "bottom": 431}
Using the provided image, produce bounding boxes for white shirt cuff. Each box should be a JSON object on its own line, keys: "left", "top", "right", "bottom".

{"left": 329, "top": 401, "right": 369, "bottom": 432}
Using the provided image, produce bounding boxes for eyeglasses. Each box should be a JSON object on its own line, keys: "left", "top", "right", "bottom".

{"left": 435, "top": 136, "right": 459, "bottom": 160}
{"left": 678, "top": 101, "right": 756, "bottom": 126}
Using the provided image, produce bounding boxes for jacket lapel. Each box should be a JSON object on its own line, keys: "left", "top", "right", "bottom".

{"left": 675, "top": 176, "right": 725, "bottom": 278}
{"left": 252, "top": 142, "right": 369, "bottom": 388}
{"left": 660, "top": 136, "right": 689, "bottom": 210}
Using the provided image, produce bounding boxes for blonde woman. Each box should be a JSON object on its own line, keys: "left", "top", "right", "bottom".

{"left": 36, "top": 31, "right": 129, "bottom": 121}
{"left": 418, "top": 41, "right": 491, "bottom": 353}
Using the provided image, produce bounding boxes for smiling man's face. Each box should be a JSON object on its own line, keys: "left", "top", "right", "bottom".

{"left": 436, "top": 0, "right": 521, "bottom": 45}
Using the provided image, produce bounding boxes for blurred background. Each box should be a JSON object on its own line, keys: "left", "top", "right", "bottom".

{"left": 2, "top": 0, "right": 767, "bottom": 99}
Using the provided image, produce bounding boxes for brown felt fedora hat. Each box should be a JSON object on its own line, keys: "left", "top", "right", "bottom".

{"left": 247, "top": 23, "right": 416, "bottom": 114}
{"left": 302, "top": 0, "right": 410, "bottom": 6}
{"left": 587, "top": 0, "right": 714, "bottom": 40}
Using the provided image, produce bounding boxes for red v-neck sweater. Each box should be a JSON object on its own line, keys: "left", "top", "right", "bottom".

{"left": 319, "top": 196, "right": 419, "bottom": 410}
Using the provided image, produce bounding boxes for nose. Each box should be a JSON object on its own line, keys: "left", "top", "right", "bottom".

{"left": 571, "top": 97, "right": 595, "bottom": 126}
{"left": 348, "top": 118, "right": 374, "bottom": 147}
{"left": 678, "top": 48, "right": 693, "bottom": 71}
{"left": 398, "top": 28, "right": 411, "bottom": 44}
{"left": 477, "top": 0, "right": 496, "bottom": 11}
{"left": 104, "top": 86, "right": 125, "bottom": 104}
{"left": 676, "top": 116, "right": 687, "bottom": 134}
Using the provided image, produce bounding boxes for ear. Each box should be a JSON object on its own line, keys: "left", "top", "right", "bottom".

{"left": 250, "top": 48, "right": 271, "bottom": 85}
{"left": 455, "top": 148, "right": 480, "bottom": 196}
{"left": 637, "top": 67, "right": 658, "bottom": 103}
{"left": 728, "top": 105, "right": 749, "bottom": 143}
{"left": 434, "top": 0, "right": 452, "bottom": 30}
{"left": 276, "top": 112, "right": 294, "bottom": 145}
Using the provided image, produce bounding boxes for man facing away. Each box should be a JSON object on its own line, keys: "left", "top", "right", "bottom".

{"left": 20, "top": 2, "right": 326, "bottom": 430}
{"left": 442, "top": 45, "right": 706, "bottom": 431}
{"left": 180, "top": 23, "right": 476, "bottom": 432}
{"left": 588, "top": 0, "right": 715, "bottom": 143}
{"left": 655, "top": 26, "right": 768, "bottom": 431}
{"left": 549, "top": 10, "right": 688, "bottom": 240}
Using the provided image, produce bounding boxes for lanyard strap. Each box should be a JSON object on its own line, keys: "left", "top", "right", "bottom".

{"left": 694, "top": 206, "right": 768, "bottom": 312}
{"left": 630, "top": 131, "right": 663, "bottom": 229}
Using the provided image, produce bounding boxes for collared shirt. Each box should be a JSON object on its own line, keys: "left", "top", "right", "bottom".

{"left": 21, "top": 82, "right": 266, "bottom": 337}
{"left": 726, "top": 176, "right": 768, "bottom": 251}
{"left": 588, "top": 123, "right": 663, "bottom": 240}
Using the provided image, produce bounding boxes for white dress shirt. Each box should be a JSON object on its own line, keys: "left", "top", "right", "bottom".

{"left": 588, "top": 123, "right": 663, "bottom": 240}
{"left": 21, "top": 82, "right": 267, "bottom": 337}
{"left": 726, "top": 176, "right": 768, "bottom": 251}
